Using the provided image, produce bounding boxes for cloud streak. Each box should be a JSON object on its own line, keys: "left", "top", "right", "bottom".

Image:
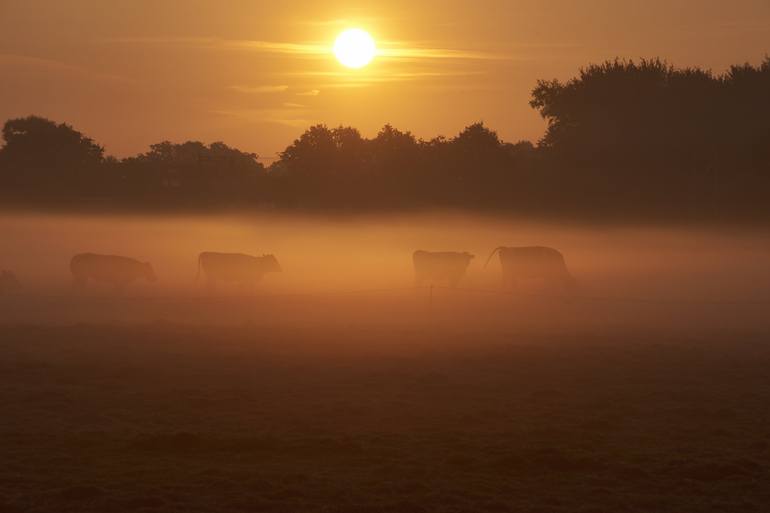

{"left": 108, "top": 36, "right": 327, "bottom": 56}
{"left": 211, "top": 108, "right": 314, "bottom": 128}
{"left": 228, "top": 85, "right": 289, "bottom": 94}
{"left": 278, "top": 70, "right": 485, "bottom": 89}
{"left": 108, "top": 36, "right": 504, "bottom": 61}
{"left": 0, "top": 54, "right": 133, "bottom": 83}
{"left": 378, "top": 43, "right": 507, "bottom": 61}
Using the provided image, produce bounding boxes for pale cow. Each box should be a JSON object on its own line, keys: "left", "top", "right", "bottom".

{"left": 413, "top": 250, "right": 474, "bottom": 288}
{"left": 197, "top": 252, "right": 282, "bottom": 292}
{"left": 70, "top": 253, "right": 157, "bottom": 291}
{"left": 484, "top": 246, "right": 576, "bottom": 293}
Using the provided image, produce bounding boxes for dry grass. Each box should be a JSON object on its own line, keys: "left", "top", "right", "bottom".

{"left": 1, "top": 318, "right": 770, "bottom": 512}
{"left": 1, "top": 214, "right": 770, "bottom": 511}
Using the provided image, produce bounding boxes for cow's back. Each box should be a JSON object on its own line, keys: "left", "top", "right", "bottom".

{"left": 499, "top": 246, "right": 572, "bottom": 281}
{"left": 199, "top": 252, "right": 259, "bottom": 282}
{"left": 70, "top": 253, "right": 144, "bottom": 283}
{"left": 413, "top": 250, "right": 473, "bottom": 284}
{"left": 502, "top": 246, "right": 564, "bottom": 265}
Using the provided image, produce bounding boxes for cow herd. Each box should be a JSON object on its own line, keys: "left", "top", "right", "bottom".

{"left": 66, "top": 252, "right": 283, "bottom": 293}
{"left": 414, "top": 247, "right": 575, "bottom": 293}
{"left": 0, "top": 246, "right": 575, "bottom": 295}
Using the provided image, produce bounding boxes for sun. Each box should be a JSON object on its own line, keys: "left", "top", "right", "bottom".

{"left": 333, "top": 28, "right": 376, "bottom": 69}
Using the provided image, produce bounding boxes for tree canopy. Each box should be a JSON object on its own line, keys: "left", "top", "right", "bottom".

{"left": 1, "top": 57, "right": 768, "bottom": 221}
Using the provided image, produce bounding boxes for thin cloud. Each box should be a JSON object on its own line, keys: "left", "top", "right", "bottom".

{"left": 211, "top": 108, "right": 313, "bottom": 128}
{"left": 109, "top": 36, "right": 328, "bottom": 55}
{"left": 269, "top": 118, "right": 314, "bottom": 128}
{"left": 225, "top": 40, "right": 328, "bottom": 55}
{"left": 290, "top": 71, "right": 483, "bottom": 79}
{"left": 228, "top": 85, "right": 289, "bottom": 94}
{"left": 294, "top": 17, "right": 389, "bottom": 27}
{"left": 378, "top": 43, "right": 505, "bottom": 61}
{"left": 0, "top": 54, "right": 133, "bottom": 83}
{"left": 108, "top": 36, "right": 504, "bottom": 61}
{"left": 283, "top": 70, "right": 485, "bottom": 88}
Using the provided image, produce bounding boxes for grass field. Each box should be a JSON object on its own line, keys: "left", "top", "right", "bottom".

{"left": 2, "top": 215, "right": 770, "bottom": 511}
{"left": 2, "top": 303, "right": 770, "bottom": 512}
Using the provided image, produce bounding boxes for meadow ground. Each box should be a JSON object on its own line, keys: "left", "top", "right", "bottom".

{"left": 1, "top": 292, "right": 770, "bottom": 513}
{"left": 1, "top": 214, "right": 770, "bottom": 511}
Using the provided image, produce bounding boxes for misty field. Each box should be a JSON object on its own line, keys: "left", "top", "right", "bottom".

{"left": 3, "top": 323, "right": 770, "bottom": 513}
{"left": 1, "top": 214, "right": 770, "bottom": 512}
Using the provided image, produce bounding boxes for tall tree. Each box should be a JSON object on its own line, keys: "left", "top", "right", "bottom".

{"left": 0, "top": 116, "right": 104, "bottom": 200}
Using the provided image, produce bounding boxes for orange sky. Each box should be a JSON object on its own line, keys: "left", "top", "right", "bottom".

{"left": 1, "top": 0, "right": 768, "bottom": 161}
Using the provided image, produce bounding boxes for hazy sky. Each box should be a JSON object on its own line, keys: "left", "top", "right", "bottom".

{"left": 1, "top": 0, "right": 768, "bottom": 160}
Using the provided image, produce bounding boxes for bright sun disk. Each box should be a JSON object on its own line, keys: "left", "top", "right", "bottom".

{"left": 333, "top": 28, "right": 376, "bottom": 69}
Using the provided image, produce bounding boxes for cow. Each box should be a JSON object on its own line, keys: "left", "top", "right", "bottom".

{"left": 197, "top": 252, "right": 282, "bottom": 293}
{"left": 413, "top": 250, "right": 474, "bottom": 288}
{"left": 484, "top": 246, "right": 576, "bottom": 293}
{"left": 0, "top": 270, "right": 21, "bottom": 295}
{"left": 70, "top": 253, "right": 157, "bottom": 291}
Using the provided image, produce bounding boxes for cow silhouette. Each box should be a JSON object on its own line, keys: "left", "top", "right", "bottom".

{"left": 413, "top": 250, "right": 474, "bottom": 288}
{"left": 485, "top": 246, "right": 576, "bottom": 293}
{"left": 197, "top": 252, "right": 282, "bottom": 293}
{"left": 70, "top": 253, "right": 157, "bottom": 292}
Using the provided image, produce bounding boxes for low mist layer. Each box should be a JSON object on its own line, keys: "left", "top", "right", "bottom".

{"left": 1, "top": 213, "right": 768, "bottom": 338}
{"left": 2, "top": 213, "right": 769, "bottom": 513}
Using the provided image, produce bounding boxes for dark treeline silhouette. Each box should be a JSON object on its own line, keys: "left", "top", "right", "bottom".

{"left": 1, "top": 57, "right": 768, "bottom": 221}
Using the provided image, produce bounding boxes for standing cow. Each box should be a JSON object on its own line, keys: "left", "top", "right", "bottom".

{"left": 413, "top": 250, "right": 474, "bottom": 288}
{"left": 484, "top": 246, "right": 576, "bottom": 293}
{"left": 197, "top": 252, "right": 282, "bottom": 293}
{"left": 70, "top": 253, "right": 157, "bottom": 291}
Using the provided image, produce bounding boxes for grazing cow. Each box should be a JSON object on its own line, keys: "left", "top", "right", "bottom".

{"left": 413, "top": 250, "right": 474, "bottom": 288}
{"left": 484, "top": 246, "right": 576, "bottom": 293}
{"left": 197, "top": 252, "right": 282, "bottom": 292}
{"left": 70, "top": 253, "right": 157, "bottom": 291}
{"left": 0, "top": 270, "right": 21, "bottom": 295}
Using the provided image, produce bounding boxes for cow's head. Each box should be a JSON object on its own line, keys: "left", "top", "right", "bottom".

{"left": 263, "top": 254, "right": 282, "bottom": 273}
{"left": 143, "top": 262, "right": 158, "bottom": 283}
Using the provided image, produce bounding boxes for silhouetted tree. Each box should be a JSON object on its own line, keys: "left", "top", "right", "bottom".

{"left": 272, "top": 125, "right": 369, "bottom": 207}
{"left": 1, "top": 56, "right": 769, "bottom": 220}
{"left": 368, "top": 125, "right": 420, "bottom": 206}
{"left": 119, "top": 141, "right": 265, "bottom": 208}
{"left": 0, "top": 116, "right": 104, "bottom": 203}
{"left": 530, "top": 57, "right": 770, "bottom": 217}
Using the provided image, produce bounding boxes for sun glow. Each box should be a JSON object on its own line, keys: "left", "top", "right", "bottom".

{"left": 333, "top": 29, "right": 376, "bottom": 69}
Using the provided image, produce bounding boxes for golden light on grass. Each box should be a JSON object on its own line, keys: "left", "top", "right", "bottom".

{"left": 333, "top": 28, "right": 376, "bottom": 69}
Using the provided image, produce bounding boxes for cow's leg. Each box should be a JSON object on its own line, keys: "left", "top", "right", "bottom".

{"left": 541, "top": 276, "right": 556, "bottom": 294}
{"left": 560, "top": 273, "right": 577, "bottom": 299}
{"left": 250, "top": 274, "right": 263, "bottom": 296}
{"left": 72, "top": 275, "right": 87, "bottom": 293}
{"left": 239, "top": 280, "right": 256, "bottom": 297}
{"left": 502, "top": 270, "right": 517, "bottom": 291}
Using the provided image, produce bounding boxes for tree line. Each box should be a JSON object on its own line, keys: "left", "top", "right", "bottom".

{"left": 1, "top": 57, "right": 768, "bottom": 221}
